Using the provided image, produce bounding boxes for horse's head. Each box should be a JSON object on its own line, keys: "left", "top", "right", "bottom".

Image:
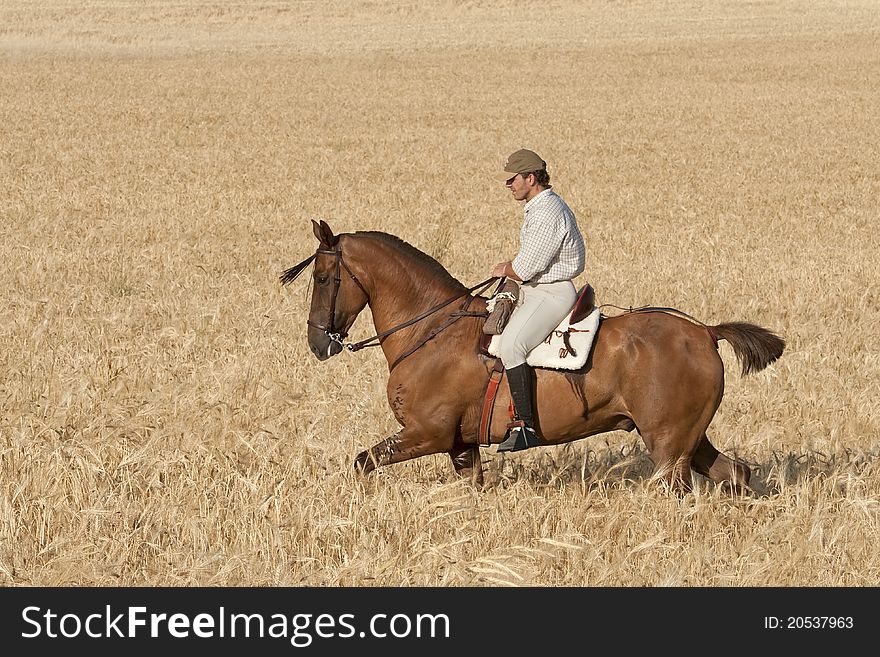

{"left": 283, "top": 220, "right": 370, "bottom": 361}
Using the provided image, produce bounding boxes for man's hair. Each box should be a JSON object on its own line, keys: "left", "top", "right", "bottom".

{"left": 526, "top": 169, "right": 551, "bottom": 187}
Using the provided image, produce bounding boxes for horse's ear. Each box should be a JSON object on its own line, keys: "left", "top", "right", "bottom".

{"left": 312, "top": 219, "right": 337, "bottom": 248}
{"left": 311, "top": 219, "right": 324, "bottom": 244}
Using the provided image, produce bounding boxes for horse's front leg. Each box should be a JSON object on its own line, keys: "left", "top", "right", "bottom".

{"left": 449, "top": 444, "right": 484, "bottom": 488}
{"left": 353, "top": 426, "right": 453, "bottom": 476}
{"left": 353, "top": 432, "right": 402, "bottom": 475}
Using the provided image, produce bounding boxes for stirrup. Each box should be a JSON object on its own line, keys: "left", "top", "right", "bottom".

{"left": 497, "top": 423, "right": 541, "bottom": 453}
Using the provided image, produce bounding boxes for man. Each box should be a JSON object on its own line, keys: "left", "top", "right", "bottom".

{"left": 491, "top": 149, "right": 586, "bottom": 452}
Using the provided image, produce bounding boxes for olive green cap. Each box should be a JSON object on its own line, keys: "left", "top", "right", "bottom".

{"left": 495, "top": 149, "right": 547, "bottom": 182}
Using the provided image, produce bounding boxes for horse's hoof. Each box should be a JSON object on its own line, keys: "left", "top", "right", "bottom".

{"left": 353, "top": 451, "right": 373, "bottom": 475}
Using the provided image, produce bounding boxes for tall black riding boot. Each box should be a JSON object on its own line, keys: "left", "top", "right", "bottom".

{"left": 497, "top": 363, "right": 541, "bottom": 452}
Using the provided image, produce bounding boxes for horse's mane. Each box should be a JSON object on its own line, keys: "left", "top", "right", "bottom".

{"left": 353, "top": 231, "right": 466, "bottom": 291}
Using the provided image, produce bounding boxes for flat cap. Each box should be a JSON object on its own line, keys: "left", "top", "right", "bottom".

{"left": 495, "top": 149, "right": 547, "bottom": 182}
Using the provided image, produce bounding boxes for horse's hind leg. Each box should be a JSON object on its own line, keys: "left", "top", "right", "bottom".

{"left": 449, "top": 444, "right": 484, "bottom": 488}
{"left": 637, "top": 421, "right": 705, "bottom": 494}
{"left": 646, "top": 449, "right": 695, "bottom": 494}
{"left": 691, "top": 432, "right": 752, "bottom": 494}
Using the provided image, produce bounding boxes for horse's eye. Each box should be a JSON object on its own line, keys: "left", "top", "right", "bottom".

{"left": 315, "top": 274, "right": 329, "bottom": 285}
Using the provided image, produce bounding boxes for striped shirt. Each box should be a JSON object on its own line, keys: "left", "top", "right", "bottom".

{"left": 511, "top": 188, "right": 585, "bottom": 284}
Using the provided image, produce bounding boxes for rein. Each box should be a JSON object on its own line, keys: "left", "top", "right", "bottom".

{"left": 280, "top": 246, "right": 498, "bottom": 369}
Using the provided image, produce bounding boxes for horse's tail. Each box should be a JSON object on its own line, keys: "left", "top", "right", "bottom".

{"left": 712, "top": 322, "right": 785, "bottom": 376}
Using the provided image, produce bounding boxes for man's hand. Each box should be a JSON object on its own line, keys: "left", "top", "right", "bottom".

{"left": 491, "top": 261, "right": 521, "bottom": 280}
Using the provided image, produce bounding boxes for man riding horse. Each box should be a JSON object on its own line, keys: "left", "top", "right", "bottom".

{"left": 491, "top": 149, "right": 586, "bottom": 452}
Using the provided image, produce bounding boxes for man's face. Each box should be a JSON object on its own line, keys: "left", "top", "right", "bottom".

{"left": 505, "top": 172, "right": 534, "bottom": 201}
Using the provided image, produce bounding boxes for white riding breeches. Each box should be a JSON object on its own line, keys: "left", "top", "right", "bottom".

{"left": 497, "top": 280, "right": 577, "bottom": 368}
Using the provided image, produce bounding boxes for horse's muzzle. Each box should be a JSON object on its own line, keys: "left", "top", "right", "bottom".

{"left": 309, "top": 338, "right": 343, "bottom": 361}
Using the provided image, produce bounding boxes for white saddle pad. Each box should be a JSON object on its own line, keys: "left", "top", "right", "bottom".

{"left": 487, "top": 307, "right": 602, "bottom": 370}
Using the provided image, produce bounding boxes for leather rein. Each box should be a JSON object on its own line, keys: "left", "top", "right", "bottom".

{"left": 280, "top": 246, "right": 498, "bottom": 371}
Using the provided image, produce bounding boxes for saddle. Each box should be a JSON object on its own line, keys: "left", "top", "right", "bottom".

{"left": 569, "top": 284, "right": 596, "bottom": 325}
{"left": 479, "top": 284, "right": 601, "bottom": 370}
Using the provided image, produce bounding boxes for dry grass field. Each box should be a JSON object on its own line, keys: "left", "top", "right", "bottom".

{"left": 1, "top": 1, "right": 879, "bottom": 587}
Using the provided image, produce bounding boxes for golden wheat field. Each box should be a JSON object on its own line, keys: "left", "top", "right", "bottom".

{"left": 1, "top": 0, "right": 879, "bottom": 588}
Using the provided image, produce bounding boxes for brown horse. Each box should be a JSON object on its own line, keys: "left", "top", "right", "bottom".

{"left": 281, "top": 220, "right": 785, "bottom": 493}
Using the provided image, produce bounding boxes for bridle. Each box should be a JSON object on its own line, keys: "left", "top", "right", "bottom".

{"left": 279, "top": 246, "right": 369, "bottom": 349}
{"left": 306, "top": 247, "right": 370, "bottom": 347}
{"left": 280, "top": 244, "right": 498, "bottom": 369}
